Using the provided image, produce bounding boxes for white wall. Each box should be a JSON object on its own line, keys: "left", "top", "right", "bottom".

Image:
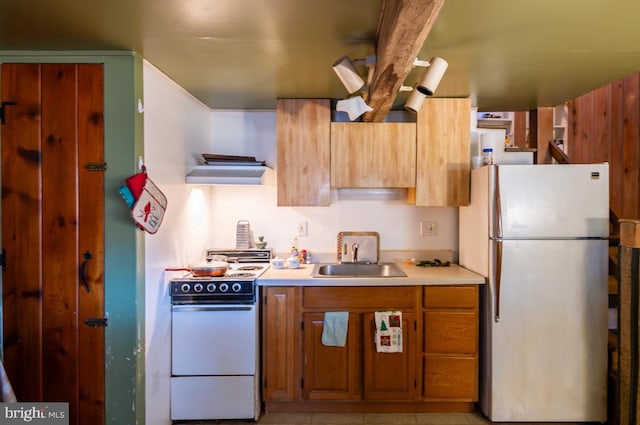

{"left": 143, "top": 60, "right": 213, "bottom": 425}
{"left": 142, "top": 69, "right": 459, "bottom": 424}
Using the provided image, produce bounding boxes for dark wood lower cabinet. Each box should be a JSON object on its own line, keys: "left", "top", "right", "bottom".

{"left": 423, "top": 285, "right": 479, "bottom": 402}
{"left": 262, "top": 284, "right": 479, "bottom": 413}
{"left": 363, "top": 312, "right": 416, "bottom": 401}
{"left": 423, "top": 356, "right": 477, "bottom": 399}
{"left": 303, "top": 312, "right": 361, "bottom": 400}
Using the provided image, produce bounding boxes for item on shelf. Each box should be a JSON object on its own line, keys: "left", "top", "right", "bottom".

{"left": 202, "top": 153, "right": 265, "bottom": 166}
{"left": 236, "top": 220, "right": 251, "bottom": 249}
{"left": 255, "top": 236, "right": 268, "bottom": 249}
{"left": 482, "top": 148, "right": 494, "bottom": 165}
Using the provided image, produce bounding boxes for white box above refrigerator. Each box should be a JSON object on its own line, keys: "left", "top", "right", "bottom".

{"left": 471, "top": 129, "right": 533, "bottom": 165}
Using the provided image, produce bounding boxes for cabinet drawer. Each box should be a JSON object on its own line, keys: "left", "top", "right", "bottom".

{"left": 424, "top": 311, "right": 477, "bottom": 354}
{"left": 303, "top": 286, "right": 417, "bottom": 309}
{"left": 423, "top": 355, "right": 477, "bottom": 400}
{"left": 423, "top": 285, "right": 477, "bottom": 309}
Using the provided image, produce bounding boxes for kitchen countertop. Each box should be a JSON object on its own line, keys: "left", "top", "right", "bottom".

{"left": 257, "top": 261, "right": 485, "bottom": 286}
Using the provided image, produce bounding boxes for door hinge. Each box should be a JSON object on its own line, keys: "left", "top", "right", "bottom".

{"left": 84, "top": 317, "right": 108, "bottom": 328}
{"left": 301, "top": 321, "right": 304, "bottom": 331}
{"left": 0, "top": 101, "right": 17, "bottom": 125}
{"left": 301, "top": 378, "right": 304, "bottom": 388}
{"left": 0, "top": 248, "right": 6, "bottom": 271}
{"left": 84, "top": 162, "right": 108, "bottom": 172}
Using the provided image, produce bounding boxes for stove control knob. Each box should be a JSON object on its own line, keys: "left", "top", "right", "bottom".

{"left": 232, "top": 283, "right": 242, "bottom": 293}
{"left": 219, "top": 283, "right": 229, "bottom": 293}
{"left": 180, "top": 283, "right": 191, "bottom": 293}
{"left": 193, "top": 283, "right": 204, "bottom": 293}
{"left": 206, "top": 283, "right": 216, "bottom": 293}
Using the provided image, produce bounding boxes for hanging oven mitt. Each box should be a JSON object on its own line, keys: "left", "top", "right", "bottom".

{"left": 125, "top": 167, "right": 148, "bottom": 201}
{"left": 131, "top": 176, "right": 167, "bottom": 234}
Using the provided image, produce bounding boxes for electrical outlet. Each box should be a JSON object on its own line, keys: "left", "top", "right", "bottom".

{"left": 298, "top": 220, "right": 308, "bottom": 236}
{"left": 420, "top": 220, "right": 437, "bottom": 236}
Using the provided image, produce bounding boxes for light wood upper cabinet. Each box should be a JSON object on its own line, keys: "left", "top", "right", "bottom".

{"left": 277, "top": 99, "right": 331, "bottom": 206}
{"left": 411, "top": 98, "right": 471, "bottom": 206}
{"left": 331, "top": 122, "right": 416, "bottom": 188}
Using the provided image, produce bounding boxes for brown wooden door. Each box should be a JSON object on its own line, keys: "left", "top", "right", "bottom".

{"left": 1, "top": 63, "right": 105, "bottom": 425}
{"left": 302, "top": 312, "right": 361, "bottom": 400}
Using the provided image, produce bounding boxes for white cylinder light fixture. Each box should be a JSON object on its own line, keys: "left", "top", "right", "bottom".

{"left": 332, "top": 56, "right": 366, "bottom": 94}
{"left": 416, "top": 57, "right": 448, "bottom": 96}
{"left": 404, "top": 88, "right": 425, "bottom": 113}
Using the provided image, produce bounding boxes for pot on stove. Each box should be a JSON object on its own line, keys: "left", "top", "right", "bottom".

{"left": 189, "top": 260, "right": 228, "bottom": 277}
{"left": 167, "top": 255, "right": 229, "bottom": 277}
{"left": 191, "top": 255, "right": 229, "bottom": 276}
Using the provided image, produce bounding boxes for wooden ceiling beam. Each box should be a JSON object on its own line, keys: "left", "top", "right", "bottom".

{"left": 362, "top": 0, "right": 445, "bottom": 122}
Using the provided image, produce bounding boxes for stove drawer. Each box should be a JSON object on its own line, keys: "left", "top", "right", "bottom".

{"left": 171, "top": 304, "right": 257, "bottom": 375}
{"left": 170, "top": 376, "right": 256, "bottom": 420}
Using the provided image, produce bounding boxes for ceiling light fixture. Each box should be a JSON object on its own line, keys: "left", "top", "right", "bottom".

{"left": 403, "top": 57, "right": 449, "bottom": 113}
{"left": 416, "top": 57, "right": 448, "bottom": 96}
{"left": 336, "top": 96, "right": 373, "bottom": 121}
{"left": 404, "top": 88, "right": 426, "bottom": 113}
{"left": 332, "top": 56, "right": 366, "bottom": 94}
{"left": 332, "top": 55, "right": 376, "bottom": 121}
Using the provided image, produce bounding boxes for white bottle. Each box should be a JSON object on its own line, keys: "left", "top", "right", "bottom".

{"left": 482, "top": 148, "right": 494, "bottom": 165}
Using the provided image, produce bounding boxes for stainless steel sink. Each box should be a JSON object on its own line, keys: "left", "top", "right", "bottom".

{"left": 311, "top": 262, "right": 407, "bottom": 278}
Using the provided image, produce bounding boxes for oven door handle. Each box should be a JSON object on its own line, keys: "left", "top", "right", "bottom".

{"left": 171, "top": 305, "right": 254, "bottom": 312}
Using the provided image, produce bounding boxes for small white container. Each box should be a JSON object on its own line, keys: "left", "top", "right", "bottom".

{"left": 482, "top": 148, "right": 494, "bottom": 165}
{"left": 270, "top": 258, "right": 285, "bottom": 270}
{"left": 471, "top": 156, "right": 483, "bottom": 169}
{"left": 286, "top": 256, "right": 300, "bottom": 269}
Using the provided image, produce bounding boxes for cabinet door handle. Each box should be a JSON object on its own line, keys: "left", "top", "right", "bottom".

{"left": 80, "top": 250, "right": 92, "bottom": 292}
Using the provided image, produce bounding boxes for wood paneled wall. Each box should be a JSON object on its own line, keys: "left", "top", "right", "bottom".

{"left": 569, "top": 73, "right": 640, "bottom": 220}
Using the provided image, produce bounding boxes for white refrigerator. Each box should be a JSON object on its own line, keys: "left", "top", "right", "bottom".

{"left": 459, "top": 164, "right": 609, "bottom": 422}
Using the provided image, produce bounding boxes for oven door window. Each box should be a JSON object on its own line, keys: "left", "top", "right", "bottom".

{"left": 171, "top": 305, "right": 256, "bottom": 375}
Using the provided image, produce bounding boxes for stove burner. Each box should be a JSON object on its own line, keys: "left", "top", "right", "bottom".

{"left": 236, "top": 265, "right": 263, "bottom": 271}
{"left": 227, "top": 272, "right": 256, "bottom": 278}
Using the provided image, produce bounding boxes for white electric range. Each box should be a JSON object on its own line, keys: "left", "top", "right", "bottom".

{"left": 169, "top": 249, "right": 271, "bottom": 421}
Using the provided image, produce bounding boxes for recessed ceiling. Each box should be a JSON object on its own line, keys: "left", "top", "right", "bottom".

{"left": 2, "top": 0, "right": 640, "bottom": 112}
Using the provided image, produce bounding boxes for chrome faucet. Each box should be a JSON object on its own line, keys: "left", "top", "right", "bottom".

{"left": 352, "top": 243, "right": 359, "bottom": 263}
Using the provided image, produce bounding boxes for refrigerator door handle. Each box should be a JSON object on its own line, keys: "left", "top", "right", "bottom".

{"left": 494, "top": 165, "right": 503, "bottom": 239}
{"left": 495, "top": 240, "right": 503, "bottom": 322}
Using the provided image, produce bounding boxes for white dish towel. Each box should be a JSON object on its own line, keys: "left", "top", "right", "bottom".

{"left": 374, "top": 311, "right": 402, "bottom": 353}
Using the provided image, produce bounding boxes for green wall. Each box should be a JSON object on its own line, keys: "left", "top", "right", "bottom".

{"left": 0, "top": 51, "right": 145, "bottom": 425}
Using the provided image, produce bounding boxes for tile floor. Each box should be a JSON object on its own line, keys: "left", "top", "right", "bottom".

{"left": 179, "top": 411, "right": 602, "bottom": 425}
{"left": 198, "top": 411, "right": 493, "bottom": 425}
